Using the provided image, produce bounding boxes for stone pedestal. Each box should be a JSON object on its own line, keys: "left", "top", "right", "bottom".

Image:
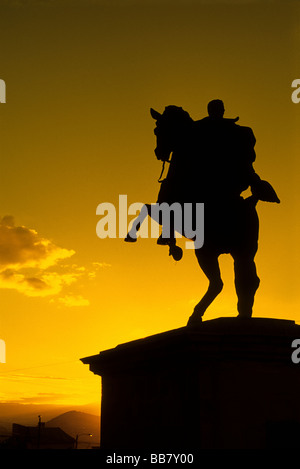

{"left": 81, "top": 317, "right": 300, "bottom": 450}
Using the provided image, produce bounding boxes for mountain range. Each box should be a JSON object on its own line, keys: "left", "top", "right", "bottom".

{"left": 0, "top": 406, "right": 100, "bottom": 449}
{"left": 46, "top": 411, "right": 100, "bottom": 448}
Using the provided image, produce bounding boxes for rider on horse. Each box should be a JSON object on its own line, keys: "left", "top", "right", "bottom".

{"left": 125, "top": 100, "right": 280, "bottom": 323}
{"left": 155, "top": 100, "right": 279, "bottom": 254}
{"left": 190, "top": 99, "right": 279, "bottom": 205}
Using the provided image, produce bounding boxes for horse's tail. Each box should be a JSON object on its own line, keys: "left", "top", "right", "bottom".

{"left": 251, "top": 179, "right": 280, "bottom": 204}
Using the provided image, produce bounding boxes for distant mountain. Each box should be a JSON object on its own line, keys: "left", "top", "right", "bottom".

{"left": 46, "top": 411, "right": 100, "bottom": 448}
{"left": 0, "top": 402, "right": 99, "bottom": 427}
{"left": 0, "top": 404, "right": 101, "bottom": 449}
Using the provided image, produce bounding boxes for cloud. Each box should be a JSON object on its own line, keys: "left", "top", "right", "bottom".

{"left": 0, "top": 374, "right": 70, "bottom": 382}
{"left": 0, "top": 269, "right": 80, "bottom": 297}
{"left": 0, "top": 216, "right": 110, "bottom": 302}
{"left": 92, "top": 261, "right": 111, "bottom": 268}
{"left": 0, "top": 216, "right": 75, "bottom": 272}
{"left": 0, "top": 269, "right": 79, "bottom": 297}
{"left": 58, "top": 295, "right": 90, "bottom": 307}
{"left": 0, "top": 216, "right": 80, "bottom": 298}
{"left": 0, "top": 393, "right": 72, "bottom": 405}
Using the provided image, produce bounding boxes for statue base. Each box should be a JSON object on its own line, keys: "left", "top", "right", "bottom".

{"left": 81, "top": 317, "right": 300, "bottom": 450}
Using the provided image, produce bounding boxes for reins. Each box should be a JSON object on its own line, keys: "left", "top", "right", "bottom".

{"left": 158, "top": 159, "right": 171, "bottom": 182}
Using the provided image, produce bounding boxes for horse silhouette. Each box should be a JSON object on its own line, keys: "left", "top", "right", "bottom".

{"left": 125, "top": 104, "right": 280, "bottom": 324}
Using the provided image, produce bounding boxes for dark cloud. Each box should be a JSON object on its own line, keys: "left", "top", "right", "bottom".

{"left": 25, "top": 277, "right": 48, "bottom": 290}
{"left": 0, "top": 216, "right": 75, "bottom": 271}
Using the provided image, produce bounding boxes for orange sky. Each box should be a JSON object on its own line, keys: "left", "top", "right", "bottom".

{"left": 0, "top": 0, "right": 300, "bottom": 414}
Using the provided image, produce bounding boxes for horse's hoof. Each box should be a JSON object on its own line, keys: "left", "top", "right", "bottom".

{"left": 124, "top": 234, "right": 137, "bottom": 243}
{"left": 169, "top": 245, "right": 183, "bottom": 261}
{"left": 186, "top": 314, "right": 203, "bottom": 327}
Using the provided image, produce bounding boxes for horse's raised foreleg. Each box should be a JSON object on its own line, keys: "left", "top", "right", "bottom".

{"left": 124, "top": 203, "right": 183, "bottom": 261}
{"left": 124, "top": 204, "right": 151, "bottom": 242}
{"left": 187, "top": 248, "right": 223, "bottom": 326}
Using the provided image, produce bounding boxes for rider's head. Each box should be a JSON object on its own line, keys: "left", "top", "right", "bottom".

{"left": 207, "top": 99, "right": 225, "bottom": 119}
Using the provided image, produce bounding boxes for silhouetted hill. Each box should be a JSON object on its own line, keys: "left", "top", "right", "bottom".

{"left": 0, "top": 404, "right": 100, "bottom": 448}
{"left": 46, "top": 411, "right": 100, "bottom": 448}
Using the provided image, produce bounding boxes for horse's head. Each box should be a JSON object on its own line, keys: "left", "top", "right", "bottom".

{"left": 150, "top": 106, "right": 193, "bottom": 161}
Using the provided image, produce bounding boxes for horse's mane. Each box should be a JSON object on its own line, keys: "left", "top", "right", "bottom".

{"left": 163, "top": 105, "right": 193, "bottom": 124}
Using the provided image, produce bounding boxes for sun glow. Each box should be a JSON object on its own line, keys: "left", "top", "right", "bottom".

{"left": 0, "top": 0, "right": 299, "bottom": 418}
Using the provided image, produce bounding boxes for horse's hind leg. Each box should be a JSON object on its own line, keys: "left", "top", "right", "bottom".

{"left": 187, "top": 248, "right": 223, "bottom": 326}
{"left": 232, "top": 204, "right": 260, "bottom": 318}
{"left": 232, "top": 254, "right": 260, "bottom": 318}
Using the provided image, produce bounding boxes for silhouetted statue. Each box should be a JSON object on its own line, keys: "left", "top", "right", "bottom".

{"left": 125, "top": 100, "right": 280, "bottom": 324}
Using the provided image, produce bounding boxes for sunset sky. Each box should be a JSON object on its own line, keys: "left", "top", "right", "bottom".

{"left": 0, "top": 0, "right": 300, "bottom": 416}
